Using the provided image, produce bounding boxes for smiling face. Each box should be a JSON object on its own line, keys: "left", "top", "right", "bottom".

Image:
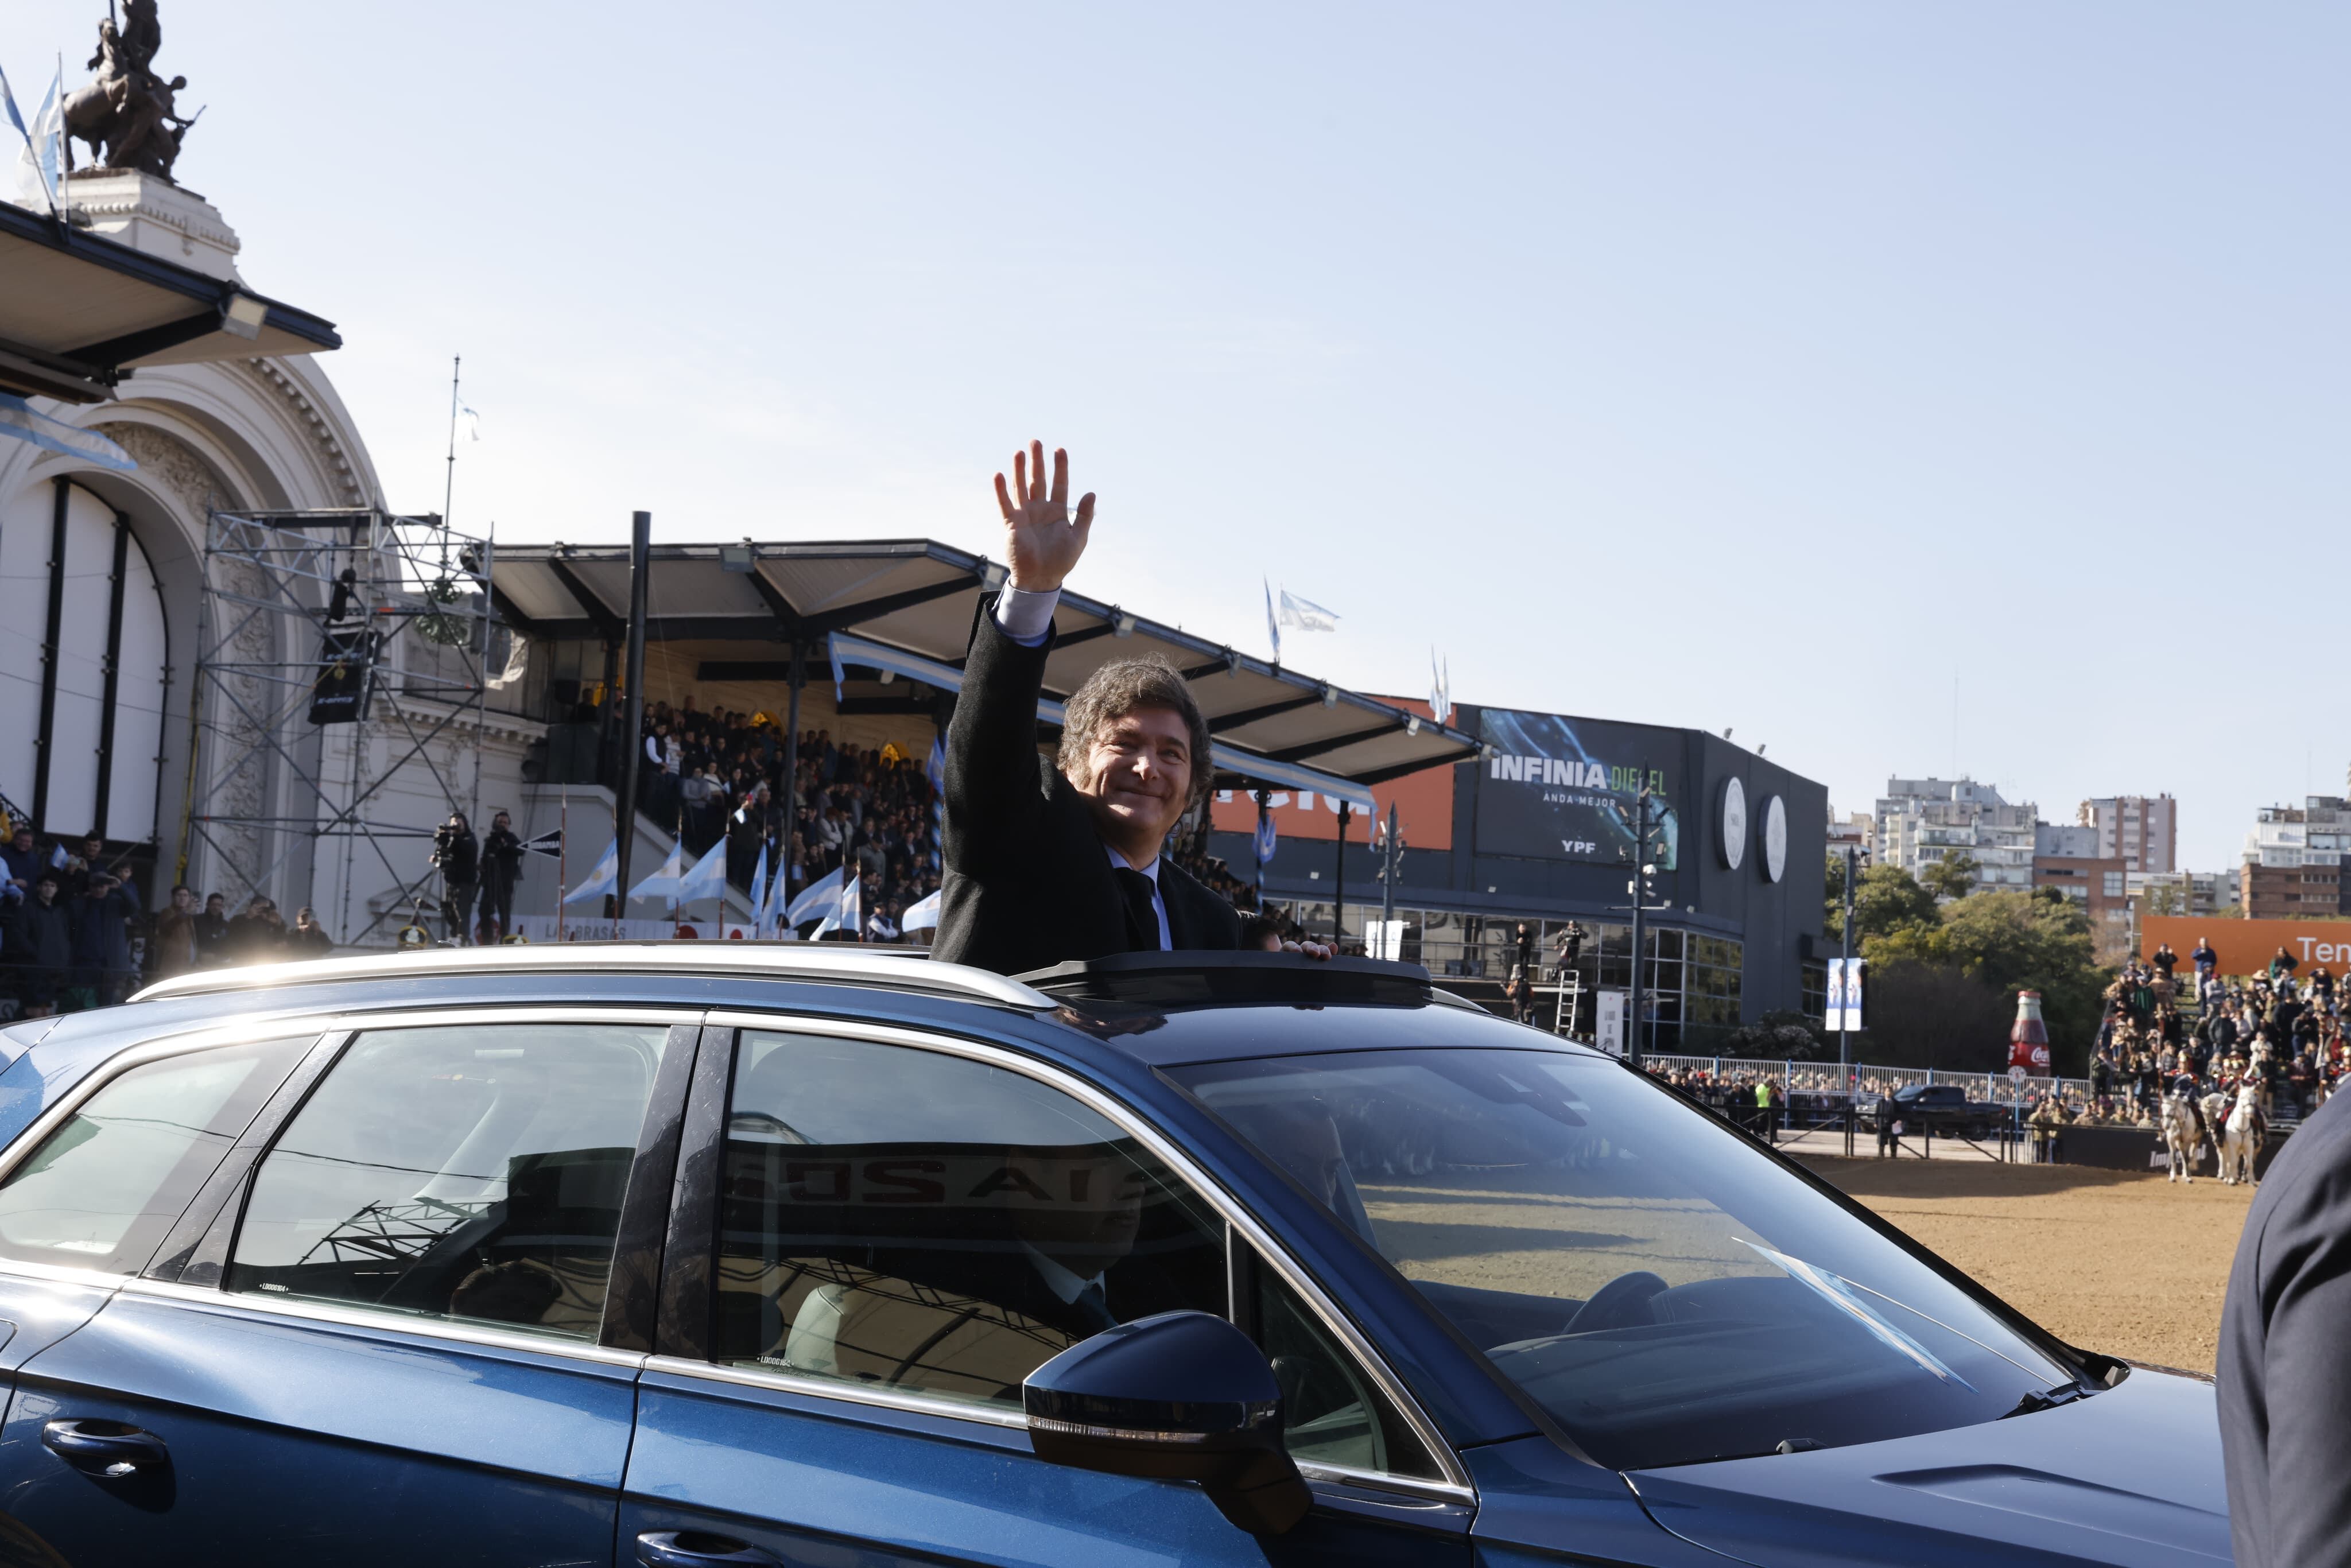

{"left": 1075, "top": 706, "right": 1193, "bottom": 860}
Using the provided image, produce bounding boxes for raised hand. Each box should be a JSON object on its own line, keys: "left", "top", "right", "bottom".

{"left": 994, "top": 440, "right": 1095, "bottom": 593}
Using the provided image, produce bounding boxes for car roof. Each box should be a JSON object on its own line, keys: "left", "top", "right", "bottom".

{"left": 110, "top": 942, "right": 1582, "bottom": 1074}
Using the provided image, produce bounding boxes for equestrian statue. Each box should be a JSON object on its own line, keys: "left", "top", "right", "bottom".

{"left": 61, "top": 1, "right": 199, "bottom": 183}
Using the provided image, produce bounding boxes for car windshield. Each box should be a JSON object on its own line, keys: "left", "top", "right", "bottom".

{"left": 1167, "top": 1045, "right": 2078, "bottom": 1471}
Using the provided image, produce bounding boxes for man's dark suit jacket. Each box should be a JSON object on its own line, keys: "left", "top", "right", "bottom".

{"left": 2220, "top": 1089, "right": 2351, "bottom": 1568}
{"left": 931, "top": 598, "right": 1239, "bottom": 977}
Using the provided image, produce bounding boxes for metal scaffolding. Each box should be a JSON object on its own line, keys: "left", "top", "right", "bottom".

{"left": 185, "top": 507, "right": 496, "bottom": 943}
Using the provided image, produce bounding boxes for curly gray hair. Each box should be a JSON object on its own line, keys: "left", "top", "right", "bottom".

{"left": 1057, "top": 657, "right": 1214, "bottom": 812}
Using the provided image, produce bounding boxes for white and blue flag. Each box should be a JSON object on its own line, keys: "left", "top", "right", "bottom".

{"left": 8, "top": 61, "right": 60, "bottom": 214}
{"left": 925, "top": 736, "right": 946, "bottom": 797}
{"left": 627, "top": 841, "right": 686, "bottom": 904}
{"left": 1264, "top": 579, "right": 1281, "bottom": 663}
{"left": 1254, "top": 811, "right": 1278, "bottom": 868}
{"left": 902, "top": 886, "right": 942, "bottom": 933}
{"left": 746, "top": 844, "right": 769, "bottom": 932}
{"left": 1277, "top": 589, "right": 1340, "bottom": 634}
{"left": 0, "top": 397, "right": 138, "bottom": 472}
{"left": 786, "top": 865, "right": 845, "bottom": 927}
{"left": 677, "top": 839, "right": 729, "bottom": 906}
{"left": 812, "top": 874, "right": 860, "bottom": 941}
{"left": 561, "top": 840, "right": 618, "bottom": 905}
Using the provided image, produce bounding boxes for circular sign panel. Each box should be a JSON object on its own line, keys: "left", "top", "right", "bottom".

{"left": 1762, "top": 794, "right": 1788, "bottom": 883}
{"left": 1718, "top": 777, "right": 1747, "bottom": 870}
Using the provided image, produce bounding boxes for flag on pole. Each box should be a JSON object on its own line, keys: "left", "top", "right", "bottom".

{"left": 562, "top": 841, "right": 618, "bottom": 905}
{"left": 628, "top": 841, "right": 686, "bottom": 904}
{"left": 9, "top": 61, "right": 61, "bottom": 214}
{"left": 764, "top": 856, "right": 794, "bottom": 934}
{"left": 678, "top": 839, "right": 729, "bottom": 906}
{"left": 925, "top": 736, "right": 946, "bottom": 797}
{"left": 786, "top": 865, "right": 844, "bottom": 927}
{"left": 1276, "top": 589, "right": 1340, "bottom": 634}
{"left": 1263, "top": 579, "right": 1281, "bottom": 664}
{"left": 522, "top": 829, "right": 564, "bottom": 860}
{"left": 813, "top": 873, "right": 862, "bottom": 941}
{"left": 746, "top": 844, "right": 769, "bottom": 934}
{"left": 456, "top": 401, "right": 483, "bottom": 441}
{"left": 902, "top": 886, "right": 942, "bottom": 933}
{"left": 828, "top": 633, "right": 847, "bottom": 702}
{"left": 1254, "top": 812, "right": 1278, "bottom": 868}
{"left": 1429, "top": 649, "right": 1452, "bottom": 727}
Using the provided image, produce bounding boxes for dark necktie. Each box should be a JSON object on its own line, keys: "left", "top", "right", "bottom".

{"left": 1072, "top": 1280, "right": 1116, "bottom": 1333}
{"left": 1115, "top": 867, "right": 1162, "bottom": 952}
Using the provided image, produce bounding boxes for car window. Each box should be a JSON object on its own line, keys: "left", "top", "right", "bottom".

{"left": 1252, "top": 1251, "right": 1442, "bottom": 1480}
{"left": 226, "top": 1022, "right": 672, "bottom": 1341}
{"left": 715, "top": 1031, "right": 1227, "bottom": 1414}
{"left": 0, "top": 1037, "right": 311, "bottom": 1275}
{"left": 1173, "top": 1047, "right": 2077, "bottom": 1472}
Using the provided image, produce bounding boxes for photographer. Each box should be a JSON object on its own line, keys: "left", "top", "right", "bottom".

{"left": 479, "top": 810, "right": 523, "bottom": 943}
{"left": 430, "top": 812, "right": 479, "bottom": 945}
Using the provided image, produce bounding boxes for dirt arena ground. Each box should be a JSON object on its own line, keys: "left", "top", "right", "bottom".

{"left": 1797, "top": 1155, "right": 2256, "bottom": 1374}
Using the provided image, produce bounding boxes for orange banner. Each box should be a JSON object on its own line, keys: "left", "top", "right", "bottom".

{"left": 2141, "top": 915, "right": 2351, "bottom": 977}
{"left": 1208, "top": 698, "right": 1455, "bottom": 852}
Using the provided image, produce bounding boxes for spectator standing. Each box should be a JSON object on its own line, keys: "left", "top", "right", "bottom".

{"left": 65, "top": 868, "right": 139, "bottom": 1007}
{"left": 223, "top": 896, "right": 287, "bottom": 964}
{"left": 430, "top": 812, "right": 479, "bottom": 945}
{"left": 1, "top": 826, "right": 37, "bottom": 895}
{"left": 153, "top": 884, "right": 201, "bottom": 977}
{"left": 285, "top": 906, "right": 334, "bottom": 958}
{"left": 2271, "top": 946, "right": 2299, "bottom": 981}
{"left": 479, "top": 812, "right": 523, "bottom": 943}
{"left": 193, "top": 893, "right": 231, "bottom": 965}
{"left": 4, "top": 873, "right": 72, "bottom": 1012}
{"left": 2151, "top": 942, "right": 2178, "bottom": 980}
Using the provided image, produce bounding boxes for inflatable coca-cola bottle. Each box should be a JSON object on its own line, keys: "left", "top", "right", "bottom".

{"left": 2009, "top": 989, "right": 2052, "bottom": 1076}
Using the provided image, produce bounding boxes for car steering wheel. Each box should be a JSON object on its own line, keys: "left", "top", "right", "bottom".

{"left": 1564, "top": 1270, "right": 1669, "bottom": 1334}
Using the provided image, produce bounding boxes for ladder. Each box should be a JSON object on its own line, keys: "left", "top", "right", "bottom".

{"left": 1551, "top": 971, "right": 1585, "bottom": 1037}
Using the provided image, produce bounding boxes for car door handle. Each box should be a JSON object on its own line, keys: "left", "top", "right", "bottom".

{"left": 635, "top": 1531, "right": 782, "bottom": 1567}
{"left": 41, "top": 1419, "right": 168, "bottom": 1478}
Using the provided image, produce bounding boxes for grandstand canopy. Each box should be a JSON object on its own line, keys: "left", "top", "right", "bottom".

{"left": 0, "top": 201, "right": 341, "bottom": 405}
{"left": 493, "top": 539, "right": 1482, "bottom": 808}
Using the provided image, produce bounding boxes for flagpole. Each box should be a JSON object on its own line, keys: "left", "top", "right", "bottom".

{"left": 557, "top": 787, "right": 568, "bottom": 943}
{"left": 441, "top": 356, "right": 461, "bottom": 529}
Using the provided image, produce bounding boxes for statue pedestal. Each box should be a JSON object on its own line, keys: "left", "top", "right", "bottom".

{"left": 65, "top": 168, "right": 242, "bottom": 281}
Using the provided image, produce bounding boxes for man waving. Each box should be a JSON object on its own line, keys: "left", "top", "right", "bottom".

{"left": 932, "top": 441, "right": 1240, "bottom": 976}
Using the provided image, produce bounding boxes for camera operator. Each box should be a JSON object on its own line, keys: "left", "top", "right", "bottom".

{"left": 480, "top": 810, "right": 523, "bottom": 944}
{"left": 430, "top": 812, "right": 479, "bottom": 945}
{"left": 1553, "top": 920, "right": 1587, "bottom": 979}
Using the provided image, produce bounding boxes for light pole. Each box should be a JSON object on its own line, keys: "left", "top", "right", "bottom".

{"left": 1840, "top": 844, "right": 1857, "bottom": 1156}
{"left": 1625, "top": 778, "right": 1665, "bottom": 1068}
{"left": 1334, "top": 801, "right": 1352, "bottom": 950}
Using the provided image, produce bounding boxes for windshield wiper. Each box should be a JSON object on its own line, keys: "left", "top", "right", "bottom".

{"left": 1999, "top": 1383, "right": 2093, "bottom": 1419}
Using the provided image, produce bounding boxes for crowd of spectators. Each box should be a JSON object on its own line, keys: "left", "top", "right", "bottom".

{"left": 1, "top": 821, "right": 333, "bottom": 1021}
{"left": 2082, "top": 939, "right": 2341, "bottom": 1126}
{"left": 635, "top": 701, "right": 945, "bottom": 939}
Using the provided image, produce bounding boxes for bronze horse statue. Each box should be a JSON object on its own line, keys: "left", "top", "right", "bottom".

{"left": 60, "top": 3, "right": 195, "bottom": 182}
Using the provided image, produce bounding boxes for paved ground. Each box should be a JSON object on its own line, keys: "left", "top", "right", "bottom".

{"left": 1796, "top": 1152, "right": 2256, "bottom": 1375}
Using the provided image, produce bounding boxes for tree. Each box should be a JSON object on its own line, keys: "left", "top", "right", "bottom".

{"left": 1921, "top": 851, "right": 1981, "bottom": 903}
{"left": 1863, "top": 886, "right": 2106, "bottom": 1074}
{"left": 1825, "top": 859, "right": 1940, "bottom": 946}
{"left": 1861, "top": 961, "right": 2014, "bottom": 1072}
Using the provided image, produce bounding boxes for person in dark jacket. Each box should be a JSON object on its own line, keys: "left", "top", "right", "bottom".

{"left": 931, "top": 442, "right": 1246, "bottom": 977}
{"left": 430, "top": 813, "right": 480, "bottom": 945}
{"left": 193, "top": 892, "right": 231, "bottom": 965}
{"left": 65, "top": 870, "right": 139, "bottom": 1005}
{"left": 285, "top": 906, "right": 334, "bottom": 957}
{"left": 4, "top": 874, "right": 73, "bottom": 1010}
{"left": 479, "top": 812, "right": 523, "bottom": 943}
{"left": 0, "top": 826, "right": 37, "bottom": 896}
{"left": 2221, "top": 1089, "right": 2351, "bottom": 1567}
{"left": 223, "top": 896, "right": 286, "bottom": 964}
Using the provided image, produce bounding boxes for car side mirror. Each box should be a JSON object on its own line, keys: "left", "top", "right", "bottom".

{"left": 1022, "top": 1310, "right": 1311, "bottom": 1536}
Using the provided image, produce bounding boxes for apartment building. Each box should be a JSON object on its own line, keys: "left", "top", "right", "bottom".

{"left": 2078, "top": 794, "right": 2178, "bottom": 875}
{"left": 2242, "top": 797, "right": 2351, "bottom": 919}
{"left": 1875, "top": 777, "right": 2037, "bottom": 896}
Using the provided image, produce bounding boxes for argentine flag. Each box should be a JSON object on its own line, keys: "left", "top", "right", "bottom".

{"left": 677, "top": 839, "right": 730, "bottom": 906}
{"left": 812, "top": 874, "right": 860, "bottom": 941}
{"left": 746, "top": 844, "right": 769, "bottom": 934}
{"left": 628, "top": 841, "right": 686, "bottom": 904}
{"left": 562, "top": 840, "right": 619, "bottom": 905}
{"left": 786, "top": 865, "right": 845, "bottom": 927}
{"left": 902, "top": 886, "right": 942, "bottom": 933}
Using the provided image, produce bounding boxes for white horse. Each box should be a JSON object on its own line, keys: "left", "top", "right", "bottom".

{"left": 2159, "top": 1091, "right": 2203, "bottom": 1183}
{"left": 2220, "top": 1085, "right": 2265, "bottom": 1187}
{"left": 2201, "top": 1093, "right": 2230, "bottom": 1173}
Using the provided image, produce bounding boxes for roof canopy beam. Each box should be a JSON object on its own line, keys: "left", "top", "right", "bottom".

{"left": 1266, "top": 721, "right": 1402, "bottom": 764}
{"left": 1208, "top": 693, "right": 1325, "bottom": 733}
{"left": 544, "top": 558, "right": 627, "bottom": 642}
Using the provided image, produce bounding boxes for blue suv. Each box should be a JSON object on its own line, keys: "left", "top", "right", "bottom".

{"left": 0, "top": 946, "right": 2225, "bottom": 1566}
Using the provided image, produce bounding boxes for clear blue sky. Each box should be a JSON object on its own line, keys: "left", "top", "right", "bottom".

{"left": 13, "top": 2, "right": 2344, "bottom": 872}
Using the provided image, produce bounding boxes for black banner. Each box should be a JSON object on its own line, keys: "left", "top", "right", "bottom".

{"left": 1475, "top": 708, "right": 1681, "bottom": 865}
{"left": 309, "top": 628, "right": 374, "bottom": 725}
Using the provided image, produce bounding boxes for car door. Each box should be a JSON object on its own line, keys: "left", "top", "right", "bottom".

{"left": 619, "top": 1016, "right": 1475, "bottom": 1568}
{"left": 0, "top": 1008, "right": 700, "bottom": 1568}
